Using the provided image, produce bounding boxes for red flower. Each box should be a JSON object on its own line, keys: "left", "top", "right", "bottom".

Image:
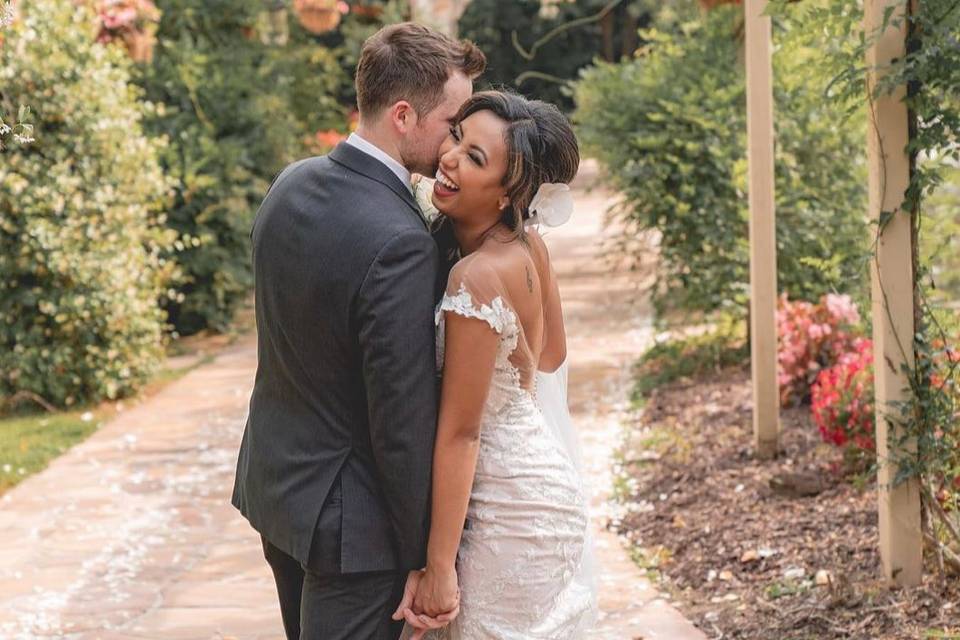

{"left": 810, "top": 338, "right": 875, "bottom": 451}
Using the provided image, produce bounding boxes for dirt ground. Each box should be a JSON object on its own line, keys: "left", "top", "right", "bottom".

{"left": 612, "top": 365, "right": 960, "bottom": 640}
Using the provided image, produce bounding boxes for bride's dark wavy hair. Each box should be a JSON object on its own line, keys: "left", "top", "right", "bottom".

{"left": 453, "top": 91, "right": 580, "bottom": 237}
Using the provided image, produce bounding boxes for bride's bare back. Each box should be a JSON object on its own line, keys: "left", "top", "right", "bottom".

{"left": 442, "top": 227, "right": 565, "bottom": 393}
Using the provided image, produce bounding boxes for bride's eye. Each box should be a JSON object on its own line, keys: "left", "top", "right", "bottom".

{"left": 449, "top": 125, "right": 461, "bottom": 142}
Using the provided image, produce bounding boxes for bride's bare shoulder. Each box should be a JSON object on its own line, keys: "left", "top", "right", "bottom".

{"left": 446, "top": 250, "right": 502, "bottom": 292}
{"left": 450, "top": 249, "right": 496, "bottom": 276}
{"left": 448, "top": 231, "right": 552, "bottom": 291}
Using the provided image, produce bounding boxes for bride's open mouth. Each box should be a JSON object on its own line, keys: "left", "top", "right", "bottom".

{"left": 434, "top": 169, "right": 460, "bottom": 198}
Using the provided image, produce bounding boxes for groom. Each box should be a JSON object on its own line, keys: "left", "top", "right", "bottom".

{"left": 231, "top": 22, "right": 485, "bottom": 640}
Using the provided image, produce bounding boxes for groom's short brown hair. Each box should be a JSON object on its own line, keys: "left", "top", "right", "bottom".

{"left": 356, "top": 22, "right": 486, "bottom": 119}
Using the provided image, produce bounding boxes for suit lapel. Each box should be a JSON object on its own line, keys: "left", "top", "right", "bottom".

{"left": 328, "top": 142, "right": 427, "bottom": 230}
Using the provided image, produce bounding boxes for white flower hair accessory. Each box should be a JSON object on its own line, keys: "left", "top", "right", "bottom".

{"left": 527, "top": 182, "right": 574, "bottom": 228}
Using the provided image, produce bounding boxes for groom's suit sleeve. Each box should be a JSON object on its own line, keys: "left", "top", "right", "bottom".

{"left": 356, "top": 228, "right": 440, "bottom": 570}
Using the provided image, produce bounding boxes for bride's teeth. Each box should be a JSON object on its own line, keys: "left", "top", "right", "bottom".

{"left": 435, "top": 170, "right": 459, "bottom": 191}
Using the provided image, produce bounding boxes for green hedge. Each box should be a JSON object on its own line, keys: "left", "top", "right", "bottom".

{"left": 138, "top": 1, "right": 347, "bottom": 335}
{"left": 0, "top": 1, "right": 175, "bottom": 407}
{"left": 574, "top": 5, "right": 868, "bottom": 320}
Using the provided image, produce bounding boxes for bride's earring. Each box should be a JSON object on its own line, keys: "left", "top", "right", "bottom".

{"left": 497, "top": 196, "right": 510, "bottom": 211}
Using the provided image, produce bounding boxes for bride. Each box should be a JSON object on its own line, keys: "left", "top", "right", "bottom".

{"left": 395, "top": 91, "right": 596, "bottom": 639}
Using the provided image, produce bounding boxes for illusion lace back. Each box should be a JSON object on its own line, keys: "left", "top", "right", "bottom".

{"left": 420, "top": 248, "right": 597, "bottom": 639}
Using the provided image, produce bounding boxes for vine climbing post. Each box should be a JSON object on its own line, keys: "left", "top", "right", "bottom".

{"left": 744, "top": 0, "right": 780, "bottom": 459}
{"left": 865, "top": 0, "right": 922, "bottom": 587}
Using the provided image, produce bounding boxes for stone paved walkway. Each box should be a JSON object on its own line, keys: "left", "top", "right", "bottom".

{"left": 0, "top": 166, "right": 705, "bottom": 640}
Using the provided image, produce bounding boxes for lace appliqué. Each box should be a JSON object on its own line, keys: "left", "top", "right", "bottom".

{"left": 435, "top": 284, "right": 523, "bottom": 415}
{"left": 435, "top": 283, "right": 514, "bottom": 335}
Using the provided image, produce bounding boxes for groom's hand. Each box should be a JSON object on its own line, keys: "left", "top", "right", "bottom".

{"left": 392, "top": 569, "right": 459, "bottom": 639}
{"left": 391, "top": 570, "right": 423, "bottom": 623}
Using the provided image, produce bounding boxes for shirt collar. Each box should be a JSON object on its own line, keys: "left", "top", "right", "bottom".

{"left": 344, "top": 133, "right": 412, "bottom": 194}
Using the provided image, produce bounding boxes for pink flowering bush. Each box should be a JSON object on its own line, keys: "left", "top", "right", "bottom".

{"left": 810, "top": 338, "right": 875, "bottom": 451}
{"left": 94, "top": 0, "right": 158, "bottom": 37}
{"left": 91, "top": 0, "right": 160, "bottom": 61}
{"left": 777, "top": 293, "right": 864, "bottom": 406}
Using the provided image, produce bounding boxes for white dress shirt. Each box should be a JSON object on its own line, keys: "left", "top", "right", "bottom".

{"left": 344, "top": 132, "right": 412, "bottom": 194}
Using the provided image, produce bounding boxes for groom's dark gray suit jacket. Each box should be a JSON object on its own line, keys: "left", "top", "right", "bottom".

{"left": 232, "top": 142, "right": 452, "bottom": 574}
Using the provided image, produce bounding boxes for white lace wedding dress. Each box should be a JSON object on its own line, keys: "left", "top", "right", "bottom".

{"left": 413, "top": 254, "right": 597, "bottom": 639}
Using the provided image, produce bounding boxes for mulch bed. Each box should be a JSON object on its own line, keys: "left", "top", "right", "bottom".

{"left": 611, "top": 367, "right": 959, "bottom": 640}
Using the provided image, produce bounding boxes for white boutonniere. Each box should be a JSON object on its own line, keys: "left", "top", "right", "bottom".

{"left": 527, "top": 183, "right": 574, "bottom": 228}
{"left": 412, "top": 175, "right": 441, "bottom": 225}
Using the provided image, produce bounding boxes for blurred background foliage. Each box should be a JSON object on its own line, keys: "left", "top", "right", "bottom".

{"left": 574, "top": 2, "right": 869, "bottom": 325}
{"left": 458, "top": 0, "right": 652, "bottom": 111}
{"left": 0, "top": 0, "right": 175, "bottom": 407}
{"left": 926, "top": 169, "right": 960, "bottom": 308}
{"left": 0, "top": 0, "right": 403, "bottom": 409}
{"left": 138, "top": 0, "right": 392, "bottom": 335}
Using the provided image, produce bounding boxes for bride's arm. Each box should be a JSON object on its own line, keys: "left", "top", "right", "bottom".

{"left": 413, "top": 312, "right": 499, "bottom": 618}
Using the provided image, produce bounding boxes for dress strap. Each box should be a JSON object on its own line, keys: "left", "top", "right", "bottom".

{"left": 436, "top": 283, "right": 514, "bottom": 335}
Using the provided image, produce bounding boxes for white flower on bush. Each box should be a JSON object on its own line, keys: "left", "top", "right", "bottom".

{"left": 0, "top": 105, "right": 34, "bottom": 149}
{"left": 824, "top": 293, "right": 860, "bottom": 325}
{"left": 1, "top": 2, "right": 15, "bottom": 28}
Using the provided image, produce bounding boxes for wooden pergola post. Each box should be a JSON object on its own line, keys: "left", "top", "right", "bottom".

{"left": 865, "top": 0, "right": 922, "bottom": 586}
{"left": 744, "top": 0, "right": 780, "bottom": 459}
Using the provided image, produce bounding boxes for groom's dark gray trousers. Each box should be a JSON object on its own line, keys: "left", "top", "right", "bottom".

{"left": 232, "top": 143, "right": 455, "bottom": 639}
{"left": 262, "top": 539, "right": 406, "bottom": 640}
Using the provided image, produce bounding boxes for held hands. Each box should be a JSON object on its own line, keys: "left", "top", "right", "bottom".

{"left": 415, "top": 562, "right": 460, "bottom": 618}
{"left": 391, "top": 566, "right": 460, "bottom": 640}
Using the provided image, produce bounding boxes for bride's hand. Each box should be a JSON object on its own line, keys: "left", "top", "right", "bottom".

{"left": 412, "top": 563, "right": 460, "bottom": 618}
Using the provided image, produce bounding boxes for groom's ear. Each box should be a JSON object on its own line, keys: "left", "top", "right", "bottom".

{"left": 390, "top": 100, "right": 419, "bottom": 134}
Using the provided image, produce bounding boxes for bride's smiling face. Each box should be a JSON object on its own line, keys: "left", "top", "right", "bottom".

{"left": 431, "top": 109, "right": 510, "bottom": 223}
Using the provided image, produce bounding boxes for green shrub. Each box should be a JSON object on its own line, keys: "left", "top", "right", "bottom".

{"left": 631, "top": 315, "right": 748, "bottom": 402}
{"left": 925, "top": 168, "right": 960, "bottom": 304}
{"left": 278, "top": 27, "right": 350, "bottom": 137}
{"left": 138, "top": 1, "right": 346, "bottom": 335}
{"left": 0, "top": 1, "right": 175, "bottom": 407}
{"left": 574, "top": 4, "right": 868, "bottom": 320}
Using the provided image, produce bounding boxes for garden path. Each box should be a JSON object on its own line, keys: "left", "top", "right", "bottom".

{"left": 0, "top": 163, "right": 705, "bottom": 640}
